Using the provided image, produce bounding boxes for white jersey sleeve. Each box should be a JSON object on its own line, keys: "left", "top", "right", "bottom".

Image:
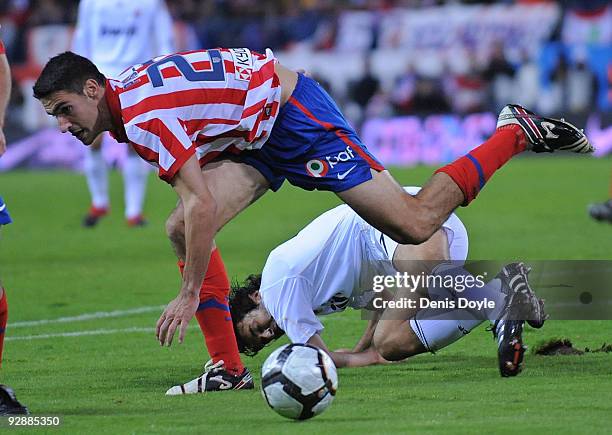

{"left": 261, "top": 276, "right": 324, "bottom": 344}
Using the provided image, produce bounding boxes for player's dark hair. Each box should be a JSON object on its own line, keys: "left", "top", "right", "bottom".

{"left": 229, "top": 274, "right": 263, "bottom": 356}
{"left": 33, "top": 52, "right": 106, "bottom": 100}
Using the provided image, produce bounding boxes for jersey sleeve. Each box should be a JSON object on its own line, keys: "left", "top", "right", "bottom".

{"left": 153, "top": 1, "right": 175, "bottom": 56}
{"left": 261, "top": 276, "right": 324, "bottom": 344}
{"left": 71, "top": 0, "right": 92, "bottom": 57}
{"left": 126, "top": 117, "right": 195, "bottom": 183}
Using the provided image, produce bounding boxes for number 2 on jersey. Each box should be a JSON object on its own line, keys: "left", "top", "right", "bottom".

{"left": 145, "top": 49, "right": 225, "bottom": 88}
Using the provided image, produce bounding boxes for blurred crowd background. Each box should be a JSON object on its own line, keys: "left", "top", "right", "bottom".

{"left": 0, "top": 0, "right": 611, "bottom": 168}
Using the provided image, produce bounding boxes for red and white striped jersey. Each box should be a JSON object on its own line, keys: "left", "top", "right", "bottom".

{"left": 105, "top": 48, "right": 281, "bottom": 182}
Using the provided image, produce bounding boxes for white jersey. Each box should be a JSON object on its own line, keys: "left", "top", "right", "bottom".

{"left": 72, "top": 0, "right": 175, "bottom": 78}
{"left": 260, "top": 187, "right": 469, "bottom": 343}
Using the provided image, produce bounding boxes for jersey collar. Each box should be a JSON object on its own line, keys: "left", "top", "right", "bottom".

{"left": 104, "top": 79, "right": 129, "bottom": 143}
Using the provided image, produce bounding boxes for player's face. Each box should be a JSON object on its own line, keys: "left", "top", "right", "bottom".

{"left": 237, "top": 305, "right": 282, "bottom": 352}
{"left": 42, "top": 87, "right": 102, "bottom": 145}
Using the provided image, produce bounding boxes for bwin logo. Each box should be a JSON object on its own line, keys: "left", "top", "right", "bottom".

{"left": 326, "top": 146, "right": 354, "bottom": 169}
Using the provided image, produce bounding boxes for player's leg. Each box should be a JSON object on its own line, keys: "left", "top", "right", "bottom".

{"left": 0, "top": 288, "right": 29, "bottom": 415}
{"left": 370, "top": 213, "right": 545, "bottom": 375}
{"left": 270, "top": 74, "right": 590, "bottom": 245}
{"left": 165, "top": 158, "right": 271, "bottom": 393}
{"left": 337, "top": 117, "right": 535, "bottom": 244}
{"left": 122, "top": 142, "right": 149, "bottom": 227}
{"left": 272, "top": 74, "right": 592, "bottom": 244}
{"left": 341, "top": 102, "right": 592, "bottom": 244}
{"left": 372, "top": 229, "right": 451, "bottom": 360}
{"left": 0, "top": 208, "right": 29, "bottom": 414}
{"left": 82, "top": 134, "right": 109, "bottom": 227}
{"left": 338, "top": 170, "right": 464, "bottom": 244}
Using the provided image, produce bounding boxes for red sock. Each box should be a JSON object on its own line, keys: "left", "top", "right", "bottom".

{"left": 435, "top": 125, "right": 527, "bottom": 205}
{"left": 0, "top": 289, "right": 7, "bottom": 367}
{"left": 177, "top": 249, "right": 245, "bottom": 376}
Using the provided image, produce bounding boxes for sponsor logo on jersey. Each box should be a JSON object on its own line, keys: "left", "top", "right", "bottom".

{"left": 326, "top": 145, "right": 354, "bottom": 169}
{"left": 122, "top": 68, "right": 138, "bottom": 83}
{"left": 305, "top": 159, "right": 329, "bottom": 178}
{"left": 100, "top": 25, "right": 136, "bottom": 37}
{"left": 229, "top": 48, "right": 253, "bottom": 81}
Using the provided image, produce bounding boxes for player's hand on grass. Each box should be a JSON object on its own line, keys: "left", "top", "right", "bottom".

{"left": 156, "top": 293, "right": 199, "bottom": 346}
{"left": 363, "top": 346, "right": 392, "bottom": 365}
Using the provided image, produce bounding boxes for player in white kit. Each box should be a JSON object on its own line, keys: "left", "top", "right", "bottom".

{"left": 229, "top": 187, "right": 546, "bottom": 374}
{"left": 72, "top": 0, "right": 175, "bottom": 226}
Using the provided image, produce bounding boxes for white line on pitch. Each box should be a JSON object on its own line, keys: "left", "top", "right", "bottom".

{"left": 11, "top": 305, "right": 165, "bottom": 328}
{"left": 6, "top": 325, "right": 199, "bottom": 341}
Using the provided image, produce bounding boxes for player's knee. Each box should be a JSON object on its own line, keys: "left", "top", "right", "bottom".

{"left": 373, "top": 328, "right": 401, "bottom": 361}
{"left": 374, "top": 327, "right": 419, "bottom": 361}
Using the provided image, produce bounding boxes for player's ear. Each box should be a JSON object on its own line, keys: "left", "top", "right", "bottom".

{"left": 83, "top": 79, "right": 101, "bottom": 100}
{"left": 249, "top": 291, "right": 262, "bottom": 304}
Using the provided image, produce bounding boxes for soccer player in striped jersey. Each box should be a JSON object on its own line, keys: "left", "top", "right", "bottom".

{"left": 72, "top": 0, "right": 175, "bottom": 227}
{"left": 33, "top": 48, "right": 588, "bottom": 390}
{"left": 227, "top": 187, "right": 545, "bottom": 376}
{"left": 0, "top": 37, "right": 28, "bottom": 414}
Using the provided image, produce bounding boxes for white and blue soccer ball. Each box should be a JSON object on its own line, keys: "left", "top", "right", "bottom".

{"left": 261, "top": 343, "right": 338, "bottom": 420}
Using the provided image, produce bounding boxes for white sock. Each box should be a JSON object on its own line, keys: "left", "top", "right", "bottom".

{"left": 83, "top": 148, "right": 109, "bottom": 209}
{"left": 122, "top": 155, "right": 149, "bottom": 219}
{"left": 410, "top": 312, "right": 483, "bottom": 353}
{"left": 408, "top": 263, "right": 508, "bottom": 353}
{"left": 430, "top": 262, "right": 506, "bottom": 320}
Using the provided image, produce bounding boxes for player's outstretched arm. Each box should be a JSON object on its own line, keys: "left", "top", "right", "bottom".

{"left": 308, "top": 333, "right": 386, "bottom": 368}
{"left": 156, "top": 155, "right": 218, "bottom": 346}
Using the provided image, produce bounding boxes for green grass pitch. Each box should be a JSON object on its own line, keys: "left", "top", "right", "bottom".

{"left": 1, "top": 156, "right": 612, "bottom": 433}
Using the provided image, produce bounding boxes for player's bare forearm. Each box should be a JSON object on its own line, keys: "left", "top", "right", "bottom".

{"left": 180, "top": 194, "right": 217, "bottom": 296}
{"left": 156, "top": 156, "right": 218, "bottom": 346}
{"left": 308, "top": 333, "right": 385, "bottom": 368}
{"left": 352, "top": 315, "right": 380, "bottom": 352}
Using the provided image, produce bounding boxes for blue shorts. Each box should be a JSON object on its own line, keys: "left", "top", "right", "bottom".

{"left": 241, "top": 74, "right": 384, "bottom": 192}
{"left": 0, "top": 196, "right": 11, "bottom": 225}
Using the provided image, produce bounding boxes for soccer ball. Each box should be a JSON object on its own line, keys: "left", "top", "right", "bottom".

{"left": 261, "top": 343, "right": 338, "bottom": 420}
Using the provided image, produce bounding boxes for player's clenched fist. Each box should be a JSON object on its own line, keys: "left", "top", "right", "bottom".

{"left": 156, "top": 293, "right": 199, "bottom": 346}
